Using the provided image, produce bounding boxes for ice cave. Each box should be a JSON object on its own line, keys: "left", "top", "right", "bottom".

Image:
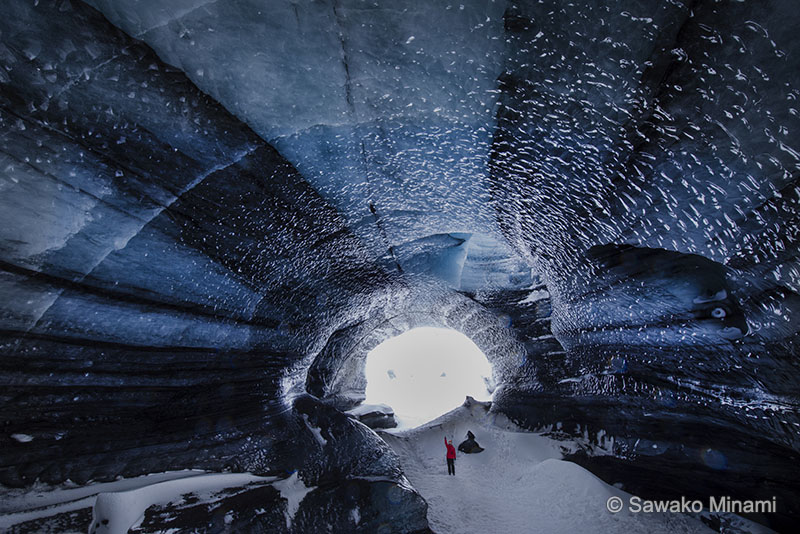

{"left": 0, "top": 0, "right": 798, "bottom": 533}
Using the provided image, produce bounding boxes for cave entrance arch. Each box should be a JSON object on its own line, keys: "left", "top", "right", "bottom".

{"left": 363, "top": 327, "right": 494, "bottom": 429}
{"left": 303, "top": 289, "right": 529, "bottom": 420}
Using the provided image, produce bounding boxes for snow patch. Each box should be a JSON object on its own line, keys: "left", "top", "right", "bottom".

{"left": 88, "top": 473, "right": 272, "bottom": 534}
{"left": 693, "top": 289, "right": 727, "bottom": 304}
{"left": 302, "top": 413, "right": 327, "bottom": 446}
{"left": 0, "top": 495, "right": 95, "bottom": 531}
{"left": 520, "top": 288, "right": 549, "bottom": 304}
{"left": 1, "top": 470, "right": 207, "bottom": 515}
{"left": 558, "top": 374, "right": 593, "bottom": 384}
{"left": 272, "top": 472, "right": 315, "bottom": 529}
{"left": 346, "top": 403, "right": 395, "bottom": 417}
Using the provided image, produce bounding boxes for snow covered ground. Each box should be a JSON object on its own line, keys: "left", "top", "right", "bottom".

{"left": 0, "top": 471, "right": 305, "bottom": 533}
{"left": 380, "top": 398, "right": 773, "bottom": 534}
{"left": 0, "top": 471, "right": 209, "bottom": 532}
{"left": 1, "top": 398, "right": 775, "bottom": 533}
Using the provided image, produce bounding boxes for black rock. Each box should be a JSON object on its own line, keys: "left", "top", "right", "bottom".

{"left": 458, "top": 430, "right": 484, "bottom": 454}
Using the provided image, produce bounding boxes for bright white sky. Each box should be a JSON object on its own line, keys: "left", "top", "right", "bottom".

{"left": 364, "top": 327, "right": 494, "bottom": 429}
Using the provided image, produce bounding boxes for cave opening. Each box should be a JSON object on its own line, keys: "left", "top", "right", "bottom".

{"left": 363, "top": 326, "right": 494, "bottom": 429}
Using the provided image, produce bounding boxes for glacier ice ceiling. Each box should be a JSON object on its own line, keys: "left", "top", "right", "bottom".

{"left": 0, "top": 0, "right": 798, "bottom": 531}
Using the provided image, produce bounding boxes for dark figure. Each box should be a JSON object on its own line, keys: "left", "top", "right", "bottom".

{"left": 458, "top": 430, "right": 484, "bottom": 454}
{"left": 444, "top": 437, "right": 456, "bottom": 475}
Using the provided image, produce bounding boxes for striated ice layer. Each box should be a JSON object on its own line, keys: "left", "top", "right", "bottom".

{"left": 86, "top": 0, "right": 511, "bottom": 257}
{"left": 0, "top": 0, "right": 799, "bottom": 532}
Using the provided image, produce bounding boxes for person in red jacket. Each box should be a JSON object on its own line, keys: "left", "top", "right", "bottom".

{"left": 444, "top": 436, "right": 456, "bottom": 475}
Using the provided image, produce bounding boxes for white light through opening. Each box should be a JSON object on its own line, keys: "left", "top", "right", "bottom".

{"left": 364, "top": 327, "right": 494, "bottom": 429}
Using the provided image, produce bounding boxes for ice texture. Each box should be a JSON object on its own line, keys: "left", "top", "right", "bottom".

{"left": 1, "top": 0, "right": 799, "bottom": 532}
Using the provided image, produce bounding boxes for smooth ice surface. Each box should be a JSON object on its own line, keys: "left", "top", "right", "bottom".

{"left": 85, "top": 0, "right": 511, "bottom": 253}
{"left": 364, "top": 327, "right": 493, "bottom": 428}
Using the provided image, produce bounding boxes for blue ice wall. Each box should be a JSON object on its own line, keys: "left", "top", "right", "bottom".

{"left": 1, "top": 0, "right": 799, "bottom": 531}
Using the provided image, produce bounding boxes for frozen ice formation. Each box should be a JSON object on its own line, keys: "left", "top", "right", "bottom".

{"left": 1, "top": 0, "right": 799, "bottom": 532}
